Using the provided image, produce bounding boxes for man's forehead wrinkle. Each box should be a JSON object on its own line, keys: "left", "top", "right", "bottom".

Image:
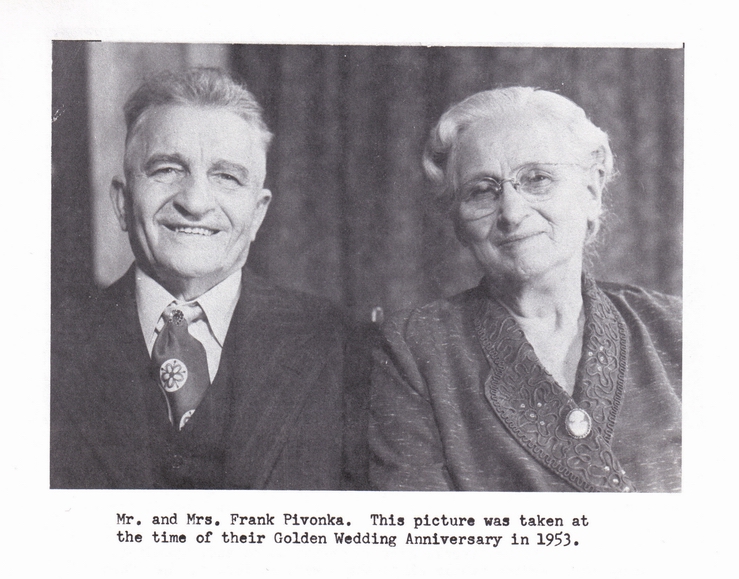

{"left": 142, "top": 151, "right": 252, "bottom": 180}
{"left": 124, "top": 104, "right": 269, "bottom": 187}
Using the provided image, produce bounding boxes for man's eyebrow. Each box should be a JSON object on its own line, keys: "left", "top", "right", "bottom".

{"left": 210, "top": 160, "right": 249, "bottom": 181}
{"left": 143, "top": 153, "right": 188, "bottom": 172}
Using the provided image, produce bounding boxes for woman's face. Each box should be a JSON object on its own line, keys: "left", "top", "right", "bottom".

{"left": 453, "top": 114, "right": 602, "bottom": 284}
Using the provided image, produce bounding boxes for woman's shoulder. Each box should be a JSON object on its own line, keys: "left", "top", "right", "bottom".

{"left": 597, "top": 280, "right": 682, "bottom": 318}
{"left": 596, "top": 281, "right": 682, "bottom": 352}
{"left": 382, "top": 286, "right": 482, "bottom": 342}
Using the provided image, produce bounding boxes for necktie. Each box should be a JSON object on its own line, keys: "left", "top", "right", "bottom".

{"left": 152, "top": 303, "right": 211, "bottom": 430}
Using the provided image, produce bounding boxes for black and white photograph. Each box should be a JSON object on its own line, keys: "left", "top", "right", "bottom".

{"left": 51, "top": 42, "right": 682, "bottom": 492}
{"left": 1, "top": 2, "right": 733, "bottom": 577}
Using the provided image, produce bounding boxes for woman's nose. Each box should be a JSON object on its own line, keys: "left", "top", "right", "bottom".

{"left": 496, "top": 182, "right": 528, "bottom": 231}
{"left": 173, "top": 174, "right": 216, "bottom": 217}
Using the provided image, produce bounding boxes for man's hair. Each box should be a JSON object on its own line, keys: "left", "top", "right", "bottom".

{"left": 123, "top": 67, "right": 273, "bottom": 150}
{"left": 422, "top": 87, "right": 614, "bottom": 212}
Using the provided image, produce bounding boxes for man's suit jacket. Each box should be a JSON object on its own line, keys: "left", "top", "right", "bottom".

{"left": 51, "top": 267, "right": 369, "bottom": 490}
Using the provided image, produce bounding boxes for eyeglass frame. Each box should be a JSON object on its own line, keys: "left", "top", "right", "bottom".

{"left": 456, "top": 162, "right": 593, "bottom": 220}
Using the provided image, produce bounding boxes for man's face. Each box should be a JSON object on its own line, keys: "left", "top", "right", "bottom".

{"left": 113, "top": 105, "right": 272, "bottom": 299}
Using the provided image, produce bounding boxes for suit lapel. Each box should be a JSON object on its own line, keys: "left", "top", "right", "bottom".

{"left": 68, "top": 269, "right": 159, "bottom": 487}
{"left": 220, "top": 272, "right": 334, "bottom": 488}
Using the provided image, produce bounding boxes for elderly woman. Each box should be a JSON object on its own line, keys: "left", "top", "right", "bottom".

{"left": 369, "top": 87, "right": 681, "bottom": 492}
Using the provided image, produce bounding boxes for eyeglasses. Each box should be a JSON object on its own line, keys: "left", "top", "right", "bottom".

{"left": 458, "top": 163, "right": 584, "bottom": 220}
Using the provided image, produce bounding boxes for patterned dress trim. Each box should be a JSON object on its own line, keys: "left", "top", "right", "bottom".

{"left": 474, "top": 275, "right": 635, "bottom": 492}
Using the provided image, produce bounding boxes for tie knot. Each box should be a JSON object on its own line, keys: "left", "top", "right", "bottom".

{"left": 164, "top": 302, "right": 204, "bottom": 326}
{"left": 167, "top": 308, "right": 186, "bottom": 326}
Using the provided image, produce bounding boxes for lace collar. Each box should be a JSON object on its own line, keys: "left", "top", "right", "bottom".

{"left": 474, "top": 275, "right": 634, "bottom": 492}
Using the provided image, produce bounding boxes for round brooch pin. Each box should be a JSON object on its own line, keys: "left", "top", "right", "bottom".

{"left": 565, "top": 408, "right": 592, "bottom": 439}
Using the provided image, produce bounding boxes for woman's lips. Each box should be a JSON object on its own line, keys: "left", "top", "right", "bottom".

{"left": 497, "top": 232, "right": 542, "bottom": 246}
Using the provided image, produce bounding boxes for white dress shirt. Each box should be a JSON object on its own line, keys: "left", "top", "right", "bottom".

{"left": 135, "top": 267, "right": 242, "bottom": 381}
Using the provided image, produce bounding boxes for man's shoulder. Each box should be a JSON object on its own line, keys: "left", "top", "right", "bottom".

{"left": 236, "top": 270, "right": 350, "bottom": 344}
{"left": 53, "top": 269, "right": 138, "bottom": 347}
{"left": 242, "top": 270, "right": 345, "bottom": 319}
{"left": 62, "top": 267, "right": 135, "bottom": 309}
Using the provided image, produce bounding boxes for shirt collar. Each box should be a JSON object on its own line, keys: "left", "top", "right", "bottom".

{"left": 194, "top": 270, "right": 242, "bottom": 347}
{"left": 135, "top": 266, "right": 242, "bottom": 349}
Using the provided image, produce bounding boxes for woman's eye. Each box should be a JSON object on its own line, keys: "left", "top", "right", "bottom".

{"left": 521, "top": 170, "right": 552, "bottom": 190}
{"left": 466, "top": 180, "right": 499, "bottom": 200}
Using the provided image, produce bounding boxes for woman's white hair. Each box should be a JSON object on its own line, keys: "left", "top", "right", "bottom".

{"left": 422, "top": 87, "right": 615, "bottom": 239}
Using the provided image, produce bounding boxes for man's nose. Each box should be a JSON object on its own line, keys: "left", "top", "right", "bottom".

{"left": 496, "top": 182, "right": 528, "bottom": 231}
{"left": 173, "top": 174, "right": 216, "bottom": 217}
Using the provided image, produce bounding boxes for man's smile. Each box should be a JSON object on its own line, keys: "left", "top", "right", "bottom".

{"left": 163, "top": 224, "right": 219, "bottom": 236}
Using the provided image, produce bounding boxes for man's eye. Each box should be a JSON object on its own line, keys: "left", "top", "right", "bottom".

{"left": 213, "top": 173, "right": 242, "bottom": 187}
{"left": 150, "top": 167, "right": 183, "bottom": 183}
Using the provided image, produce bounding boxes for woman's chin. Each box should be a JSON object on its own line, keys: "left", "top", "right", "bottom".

{"left": 482, "top": 255, "right": 581, "bottom": 287}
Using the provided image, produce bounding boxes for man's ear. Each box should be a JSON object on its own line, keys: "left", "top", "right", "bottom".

{"left": 110, "top": 177, "right": 129, "bottom": 232}
{"left": 248, "top": 188, "right": 272, "bottom": 242}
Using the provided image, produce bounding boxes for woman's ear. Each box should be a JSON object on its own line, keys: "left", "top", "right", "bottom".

{"left": 583, "top": 162, "right": 606, "bottom": 242}
{"left": 586, "top": 162, "right": 605, "bottom": 212}
{"left": 587, "top": 146, "right": 608, "bottom": 201}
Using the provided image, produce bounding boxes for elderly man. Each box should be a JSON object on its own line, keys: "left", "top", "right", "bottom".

{"left": 51, "top": 68, "right": 365, "bottom": 489}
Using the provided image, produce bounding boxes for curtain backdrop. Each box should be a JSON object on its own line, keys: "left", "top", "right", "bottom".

{"left": 52, "top": 43, "right": 683, "bottom": 321}
{"left": 233, "top": 45, "right": 683, "bottom": 319}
